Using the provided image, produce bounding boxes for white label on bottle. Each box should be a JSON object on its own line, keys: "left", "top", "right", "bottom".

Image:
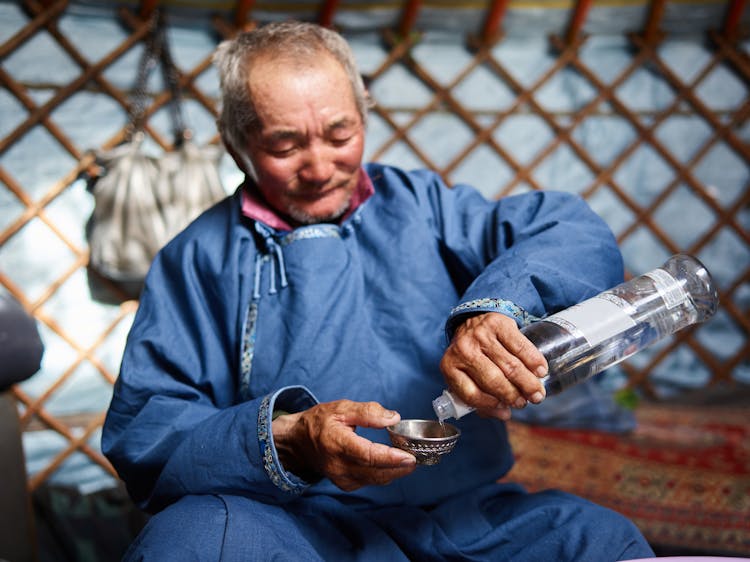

{"left": 643, "top": 268, "right": 685, "bottom": 309}
{"left": 545, "top": 296, "right": 636, "bottom": 347}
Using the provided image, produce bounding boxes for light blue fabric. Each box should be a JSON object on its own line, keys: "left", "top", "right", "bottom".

{"left": 102, "top": 163, "right": 651, "bottom": 559}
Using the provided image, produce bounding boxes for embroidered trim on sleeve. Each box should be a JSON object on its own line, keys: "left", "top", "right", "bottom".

{"left": 450, "top": 298, "right": 539, "bottom": 327}
{"left": 258, "top": 395, "right": 308, "bottom": 496}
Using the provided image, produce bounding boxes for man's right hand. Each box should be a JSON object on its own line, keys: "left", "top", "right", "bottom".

{"left": 440, "top": 312, "right": 548, "bottom": 419}
{"left": 271, "top": 400, "right": 417, "bottom": 491}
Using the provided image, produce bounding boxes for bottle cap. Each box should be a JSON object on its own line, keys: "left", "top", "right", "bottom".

{"left": 432, "top": 392, "right": 455, "bottom": 421}
{"left": 432, "top": 390, "right": 475, "bottom": 421}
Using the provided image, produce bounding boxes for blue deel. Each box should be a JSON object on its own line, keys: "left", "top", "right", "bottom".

{"left": 102, "top": 163, "right": 653, "bottom": 560}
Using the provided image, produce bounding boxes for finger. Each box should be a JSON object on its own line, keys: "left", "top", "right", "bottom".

{"left": 354, "top": 461, "right": 417, "bottom": 486}
{"left": 325, "top": 436, "right": 416, "bottom": 491}
{"left": 333, "top": 461, "right": 417, "bottom": 491}
{"left": 336, "top": 401, "right": 402, "bottom": 429}
{"left": 320, "top": 417, "right": 414, "bottom": 467}
{"left": 480, "top": 344, "right": 546, "bottom": 405}
{"left": 463, "top": 354, "right": 527, "bottom": 408}
{"left": 441, "top": 357, "right": 515, "bottom": 411}
{"left": 476, "top": 313, "right": 548, "bottom": 377}
{"left": 343, "top": 432, "right": 416, "bottom": 468}
{"left": 347, "top": 441, "right": 418, "bottom": 479}
{"left": 497, "top": 323, "right": 549, "bottom": 379}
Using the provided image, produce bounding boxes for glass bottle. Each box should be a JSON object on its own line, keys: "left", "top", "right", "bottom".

{"left": 433, "top": 254, "right": 719, "bottom": 421}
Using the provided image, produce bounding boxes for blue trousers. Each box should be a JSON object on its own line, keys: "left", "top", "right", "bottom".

{"left": 125, "top": 483, "right": 654, "bottom": 561}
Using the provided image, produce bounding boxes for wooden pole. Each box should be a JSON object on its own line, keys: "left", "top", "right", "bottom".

{"left": 481, "top": 0, "right": 510, "bottom": 45}
{"left": 565, "top": 0, "right": 593, "bottom": 45}
{"left": 723, "top": 0, "right": 747, "bottom": 40}
{"left": 399, "top": 0, "right": 422, "bottom": 38}
{"left": 319, "top": 0, "right": 341, "bottom": 28}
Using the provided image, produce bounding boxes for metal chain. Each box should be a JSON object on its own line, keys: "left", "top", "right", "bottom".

{"left": 127, "top": 8, "right": 186, "bottom": 145}
{"left": 155, "top": 9, "right": 187, "bottom": 145}
{"left": 127, "top": 12, "right": 160, "bottom": 137}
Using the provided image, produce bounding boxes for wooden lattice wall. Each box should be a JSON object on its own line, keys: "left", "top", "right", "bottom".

{"left": 1, "top": 0, "right": 748, "bottom": 490}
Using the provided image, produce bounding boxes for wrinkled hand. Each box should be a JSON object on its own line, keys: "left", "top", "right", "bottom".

{"left": 272, "top": 400, "right": 417, "bottom": 492}
{"left": 441, "top": 312, "right": 548, "bottom": 420}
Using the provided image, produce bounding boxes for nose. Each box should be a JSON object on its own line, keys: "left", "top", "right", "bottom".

{"left": 298, "top": 143, "right": 335, "bottom": 186}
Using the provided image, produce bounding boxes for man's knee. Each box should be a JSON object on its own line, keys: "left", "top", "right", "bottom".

{"left": 564, "top": 497, "right": 653, "bottom": 560}
{"left": 515, "top": 490, "right": 654, "bottom": 560}
{"left": 595, "top": 505, "right": 654, "bottom": 560}
{"left": 123, "top": 494, "right": 323, "bottom": 562}
{"left": 123, "top": 495, "right": 228, "bottom": 562}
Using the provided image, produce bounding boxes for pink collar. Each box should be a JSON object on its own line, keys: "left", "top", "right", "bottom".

{"left": 240, "top": 169, "right": 374, "bottom": 231}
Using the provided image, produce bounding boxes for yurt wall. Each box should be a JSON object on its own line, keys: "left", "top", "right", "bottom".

{"left": 1, "top": 0, "right": 748, "bottom": 497}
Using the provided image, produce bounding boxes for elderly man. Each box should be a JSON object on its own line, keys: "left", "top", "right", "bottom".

{"left": 102, "top": 21, "right": 654, "bottom": 561}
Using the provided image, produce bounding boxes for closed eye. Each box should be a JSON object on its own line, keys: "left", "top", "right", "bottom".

{"left": 268, "top": 146, "right": 297, "bottom": 157}
{"left": 330, "top": 135, "right": 354, "bottom": 147}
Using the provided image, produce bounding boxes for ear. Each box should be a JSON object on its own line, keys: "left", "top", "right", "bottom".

{"left": 361, "top": 74, "right": 374, "bottom": 111}
{"left": 222, "top": 135, "right": 259, "bottom": 183}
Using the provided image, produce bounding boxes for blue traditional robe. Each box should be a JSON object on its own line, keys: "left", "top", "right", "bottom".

{"left": 102, "top": 163, "right": 653, "bottom": 560}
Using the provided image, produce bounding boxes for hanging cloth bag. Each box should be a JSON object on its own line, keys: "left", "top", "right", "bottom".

{"left": 85, "top": 10, "right": 226, "bottom": 303}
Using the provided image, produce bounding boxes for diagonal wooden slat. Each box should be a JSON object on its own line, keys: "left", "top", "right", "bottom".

{"left": 0, "top": 0, "right": 68, "bottom": 60}
{"left": 479, "top": 36, "right": 641, "bottom": 197}
{"left": 12, "top": 386, "right": 116, "bottom": 483}
{"left": 0, "top": 18, "right": 152, "bottom": 156}
{"left": 399, "top": 41, "right": 539, "bottom": 185}
{"left": 631, "top": 33, "right": 750, "bottom": 164}
{"left": 0, "top": 66, "right": 82, "bottom": 161}
{"left": 0, "top": 163, "right": 86, "bottom": 256}
{"left": 366, "top": 31, "right": 442, "bottom": 168}
{"left": 24, "top": 0, "right": 133, "bottom": 117}
{"left": 2, "top": 274, "right": 136, "bottom": 422}
{"left": 548, "top": 33, "right": 747, "bottom": 256}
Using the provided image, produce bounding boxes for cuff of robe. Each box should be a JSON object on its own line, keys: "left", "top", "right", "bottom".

{"left": 258, "top": 385, "right": 319, "bottom": 495}
{"left": 445, "top": 297, "right": 539, "bottom": 341}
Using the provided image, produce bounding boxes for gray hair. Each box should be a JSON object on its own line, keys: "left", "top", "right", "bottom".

{"left": 213, "top": 21, "right": 371, "bottom": 156}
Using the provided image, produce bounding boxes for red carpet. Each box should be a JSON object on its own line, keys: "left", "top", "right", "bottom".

{"left": 502, "top": 403, "right": 750, "bottom": 556}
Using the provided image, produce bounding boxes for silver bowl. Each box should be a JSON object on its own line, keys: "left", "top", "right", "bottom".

{"left": 387, "top": 419, "right": 461, "bottom": 465}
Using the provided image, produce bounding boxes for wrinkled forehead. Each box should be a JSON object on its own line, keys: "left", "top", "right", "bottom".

{"left": 248, "top": 47, "right": 341, "bottom": 79}
{"left": 245, "top": 53, "right": 359, "bottom": 134}
{"left": 247, "top": 52, "right": 353, "bottom": 105}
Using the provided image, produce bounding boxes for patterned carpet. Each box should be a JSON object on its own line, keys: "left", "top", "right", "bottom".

{"left": 502, "top": 401, "right": 750, "bottom": 556}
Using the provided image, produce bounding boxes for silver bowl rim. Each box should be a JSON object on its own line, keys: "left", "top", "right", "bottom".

{"left": 386, "top": 419, "right": 461, "bottom": 441}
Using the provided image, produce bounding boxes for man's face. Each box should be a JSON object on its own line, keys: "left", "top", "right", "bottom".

{"left": 243, "top": 54, "right": 365, "bottom": 225}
